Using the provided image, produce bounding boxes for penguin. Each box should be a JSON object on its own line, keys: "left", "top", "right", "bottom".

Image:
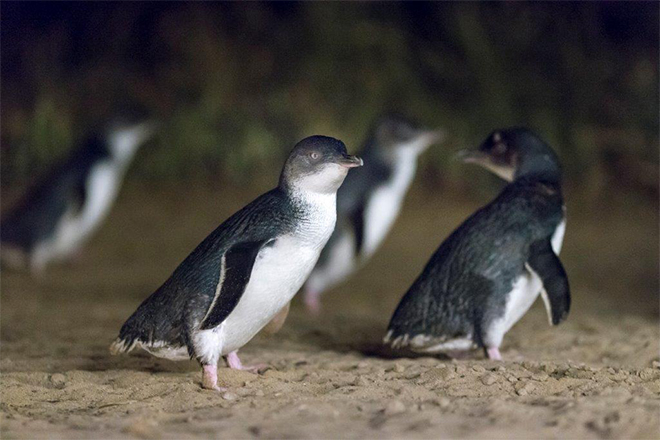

{"left": 1, "top": 118, "right": 155, "bottom": 274}
{"left": 384, "top": 127, "right": 569, "bottom": 361}
{"left": 110, "top": 136, "right": 362, "bottom": 391}
{"left": 302, "top": 114, "right": 444, "bottom": 313}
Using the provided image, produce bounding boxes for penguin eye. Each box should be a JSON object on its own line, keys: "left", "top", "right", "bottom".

{"left": 493, "top": 142, "right": 507, "bottom": 155}
{"left": 309, "top": 152, "right": 320, "bottom": 160}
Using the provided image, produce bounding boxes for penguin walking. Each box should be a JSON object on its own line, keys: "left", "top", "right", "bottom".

{"left": 110, "top": 136, "right": 362, "bottom": 391}
{"left": 384, "top": 128, "right": 569, "bottom": 360}
{"left": 1, "top": 119, "right": 155, "bottom": 274}
{"left": 302, "top": 115, "right": 443, "bottom": 313}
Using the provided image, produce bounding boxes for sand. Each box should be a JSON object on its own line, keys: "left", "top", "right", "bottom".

{"left": 1, "top": 183, "right": 658, "bottom": 439}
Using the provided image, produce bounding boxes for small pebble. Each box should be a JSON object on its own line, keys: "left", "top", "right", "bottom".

{"left": 481, "top": 373, "right": 498, "bottom": 385}
{"left": 541, "top": 364, "right": 556, "bottom": 374}
{"left": 515, "top": 381, "right": 536, "bottom": 396}
{"left": 435, "top": 397, "right": 451, "bottom": 409}
{"left": 472, "top": 365, "right": 486, "bottom": 373}
{"left": 384, "top": 399, "right": 406, "bottom": 416}
{"left": 222, "top": 392, "right": 238, "bottom": 401}
{"left": 254, "top": 389, "right": 265, "bottom": 397}
{"left": 652, "top": 361, "right": 660, "bottom": 369}
{"left": 50, "top": 373, "right": 66, "bottom": 388}
{"left": 394, "top": 364, "right": 406, "bottom": 373}
{"left": 531, "top": 373, "right": 549, "bottom": 382}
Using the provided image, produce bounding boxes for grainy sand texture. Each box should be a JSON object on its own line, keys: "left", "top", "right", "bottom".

{"left": 2, "top": 185, "right": 658, "bottom": 439}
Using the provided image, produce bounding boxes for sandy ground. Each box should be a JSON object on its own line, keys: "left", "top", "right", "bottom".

{"left": 1, "top": 182, "right": 659, "bottom": 439}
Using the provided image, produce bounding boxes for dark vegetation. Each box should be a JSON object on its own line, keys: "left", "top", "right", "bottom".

{"left": 1, "top": 2, "right": 658, "bottom": 196}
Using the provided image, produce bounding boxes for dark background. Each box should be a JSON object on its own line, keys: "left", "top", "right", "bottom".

{"left": 1, "top": 5, "right": 659, "bottom": 438}
{"left": 1, "top": 1, "right": 658, "bottom": 198}
{"left": 1, "top": 1, "right": 658, "bottom": 311}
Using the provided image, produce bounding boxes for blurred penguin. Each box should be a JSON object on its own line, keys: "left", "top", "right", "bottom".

{"left": 1, "top": 117, "right": 156, "bottom": 274}
{"left": 302, "top": 114, "right": 444, "bottom": 314}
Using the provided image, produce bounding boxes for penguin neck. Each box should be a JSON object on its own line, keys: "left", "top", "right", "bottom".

{"left": 370, "top": 144, "right": 421, "bottom": 172}
{"left": 281, "top": 184, "right": 338, "bottom": 245}
{"left": 281, "top": 182, "right": 337, "bottom": 212}
{"left": 514, "top": 155, "right": 562, "bottom": 186}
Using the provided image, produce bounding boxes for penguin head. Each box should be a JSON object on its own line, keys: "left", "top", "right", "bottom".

{"left": 105, "top": 120, "right": 157, "bottom": 164}
{"left": 459, "top": 127, "right": 561, "bottom": 182}
{"left": 281, "top": 135, "right": 363, "bottom": 195}
{"left": 373, "top": 114, "right": 444, "bottom": 155}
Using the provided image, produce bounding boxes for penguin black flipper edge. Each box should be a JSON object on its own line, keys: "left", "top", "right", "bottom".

{"left": 526, "top": 239, "right": 570, "bottom": 326}
{"left": 200, "top": 239, "right": 272, "bottom": 330}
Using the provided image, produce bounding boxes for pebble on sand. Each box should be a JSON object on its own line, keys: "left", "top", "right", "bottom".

{"left": 384, "top": 400, "right": 407, "bottom": 416}
{"left": 481, "top": 373, "right": 498, "bottom": 385}
{"left": 222, "top": 392, "right": 238, "bottom": 401}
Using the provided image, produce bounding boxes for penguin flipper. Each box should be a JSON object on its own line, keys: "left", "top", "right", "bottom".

{"left": 199, "top": 239, "right": 271, "bottom": 330}
{"left": 348, "top": 203, "right": 366, "bottom": 256}
{"left": 527, "top": 239, "right": 570, "bottom": 326}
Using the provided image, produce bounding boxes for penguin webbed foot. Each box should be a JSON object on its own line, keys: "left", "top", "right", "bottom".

{"left": 303, "top": 289, "right": 322, "bottom": 315}
{"left": 485, "top": 347, "right": 502, "bottom": 361}
{"left": 225, "top": 351, "right": 269, "bottom": 374}
{"left": 201, "top": 364, "right": 227, "bottom": 391}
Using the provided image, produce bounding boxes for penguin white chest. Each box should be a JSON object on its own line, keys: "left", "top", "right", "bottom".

{"left": 35, "top": 161, "right": 123, "bottom": 268}
{"left": 220, "top": 235, "right": 324, "bottom": 353}
{"left": 363, "top": 155, "right": 417, "bottom": 258}
{"left": 485, "top": 218, "right": 567, "bottom": 347}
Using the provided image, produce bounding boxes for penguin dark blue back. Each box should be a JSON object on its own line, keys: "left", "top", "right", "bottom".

{"left": 385, "top": 128, "right": 569, "bottom": 360}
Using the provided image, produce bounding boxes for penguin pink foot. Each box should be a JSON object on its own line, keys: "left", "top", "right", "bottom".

{"left": 303, "top": 289, "right": 322, "bottom": 315}
{"left": 486, "top": 347, "right": 502, "bottom": 361}
{"left": 226, "top": 351, "right": 268, "bottom": 374}
{"left": 202, "top": 364, "right": 227, "bottom": 391}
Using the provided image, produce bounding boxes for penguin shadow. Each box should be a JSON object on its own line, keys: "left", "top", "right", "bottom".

{"left": 285, "top": 312, "right": 456, "bottom": 361}
{"left": 77, "top": 345, "right": 197, "bottom": 374}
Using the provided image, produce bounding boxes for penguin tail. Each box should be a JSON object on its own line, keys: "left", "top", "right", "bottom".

{"left": 109, "top": 336, "right": 138, "bottom": 355}
{"left": 383, "top": 329, "right": 411, "bottom": 349}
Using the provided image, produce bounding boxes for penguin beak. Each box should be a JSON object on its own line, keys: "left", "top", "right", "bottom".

{"left": 423, "top": 129, "right": 446, "bottom": 145}
{"left": 338, "top": 154, "right": 364, "bottom": 168}
{"left": 455, "top": 149, "right": 488, "bottom": 164}
{"left": 455, "top": 149, "right": 515, "bottom": 182}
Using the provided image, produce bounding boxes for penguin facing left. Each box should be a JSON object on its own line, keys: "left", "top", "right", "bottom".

{"left": 1, "top": 118, "right": 155, "bottom": 274}
{"left": 384, "top": 128, "right": 569, "bottom": 360}
{"left": 110, "top": 135, "right": 362, "bottom": 391}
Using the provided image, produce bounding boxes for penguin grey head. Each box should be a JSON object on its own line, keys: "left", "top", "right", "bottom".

{"left": 372, "top": 114, "right": 444, "bottom": 156}
{"left": 280, "top": 135, "right": 363, "bottom": 195}
{"left": 458, "top": 127, "right": 561, "bottom": 182}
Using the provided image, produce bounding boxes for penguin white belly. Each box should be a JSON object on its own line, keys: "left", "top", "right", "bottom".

{"left": 484, "top": 269, "right": 543, "bottom": 348}
{"left": 220, "top": 235, "right": 323, "bottom": 354}
{"left": 551, "top": 217, "right": 566, "bottom": 254}
{"left": 485, "top": 218, "right": 566, "bottom": 347}
{"left": 35, "top": 162, "right": 122, "bottom": 267}
{"left": 362, "top": 156, "right": 416, "bottom": 258}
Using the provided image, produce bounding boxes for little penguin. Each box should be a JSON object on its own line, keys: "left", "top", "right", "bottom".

{"left": 110, "top": 135, "right": 363, "bottom": 391}
{"left": 302, "top": 114, "right": 444, "bottom": 313}
{"left": 384, "top": 127, "right": 569, "bottom": 361}
{"left": 1, "top": 118, "right": 155, "bottom": 274}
